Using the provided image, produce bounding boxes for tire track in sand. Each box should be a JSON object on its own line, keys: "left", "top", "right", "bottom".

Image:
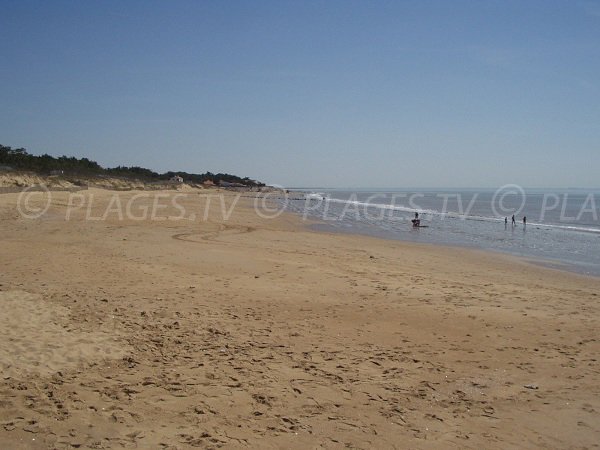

{"left": 172, "top": 223, "right": 255, "bottom": 244}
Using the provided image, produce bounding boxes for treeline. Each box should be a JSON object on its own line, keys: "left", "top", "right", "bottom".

{"left": 0, "top": 145, "right": 264, "bottom": 187}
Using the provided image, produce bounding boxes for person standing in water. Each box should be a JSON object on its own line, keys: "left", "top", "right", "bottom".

{"left": 523, "top": 216, "right": 527, "bottom": 226}
{"left": 512, "top": 214, "right": 516, "bottom": 226}
{"left": 505, "top": 217, "right": 508, "bottom": 228}
{"left": 412, "top": 212, "right": 420, "bottom": 227}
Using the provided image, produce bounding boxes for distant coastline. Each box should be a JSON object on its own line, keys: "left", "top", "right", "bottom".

{"left": 0, "top": 144, "right": 265, "bottom": 189}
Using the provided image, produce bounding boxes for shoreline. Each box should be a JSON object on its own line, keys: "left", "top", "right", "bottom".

{"left": 305, "top": 216, "right": 600, "bottom": 280}
{"left": 281, "top": 187, "right": 600, "bottom": 279}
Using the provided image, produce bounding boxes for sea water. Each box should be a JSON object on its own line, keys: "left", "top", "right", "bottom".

{"left": 282, "top": 188, "right": 600, "bottom": 276}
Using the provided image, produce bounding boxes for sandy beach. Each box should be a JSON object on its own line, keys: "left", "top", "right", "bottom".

{"left": 1, "top": 188, "right": 599, "bottom": 449}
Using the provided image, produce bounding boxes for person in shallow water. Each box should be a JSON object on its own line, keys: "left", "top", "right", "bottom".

{"left": 523, "top": 216, "right": 527, "bottom": 226}
{"left": 512, "top": 214, "right": 516, "bottom": 226}
{"left": 412, "top": 211, "right": 420, "bottom": 227}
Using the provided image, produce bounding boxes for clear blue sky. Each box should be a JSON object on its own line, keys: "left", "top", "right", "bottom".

{"left": 1, "top": 0, "right": 599, "bottom": 188}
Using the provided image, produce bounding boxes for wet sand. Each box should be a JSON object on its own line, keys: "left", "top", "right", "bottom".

{"left": 1, "top": 189, "right": 599, "bottom": 449}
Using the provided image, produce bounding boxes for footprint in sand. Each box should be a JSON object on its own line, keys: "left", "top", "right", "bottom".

{"left": 0, "top": 290, "right": 129, "bottom": 378}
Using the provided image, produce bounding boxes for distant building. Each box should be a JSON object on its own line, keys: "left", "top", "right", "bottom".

{"left": 49, "top": 170, "right": 64, "bottom": 176}
{"left": 170, "top": 175, "right": 184, "bottom": 183}
{"left": 202, "top": 179, "right": 215, "bottom": 187}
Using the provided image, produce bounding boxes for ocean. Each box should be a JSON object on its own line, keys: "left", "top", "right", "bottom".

{"left": 283, "top": 188, "right": 600, "bottom": 276}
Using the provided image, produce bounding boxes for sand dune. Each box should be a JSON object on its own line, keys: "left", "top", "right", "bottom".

{"left": 0, "top": 189, "right": 598, "bottom": 449}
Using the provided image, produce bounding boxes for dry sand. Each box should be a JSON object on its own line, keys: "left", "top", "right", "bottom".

{"left": 0, "top": 188, "right": 599, "bottom": 449}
